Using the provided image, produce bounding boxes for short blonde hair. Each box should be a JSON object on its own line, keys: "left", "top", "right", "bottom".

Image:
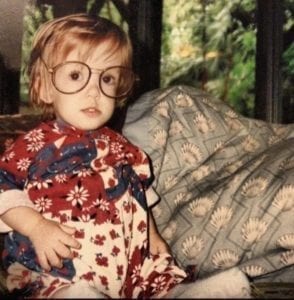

{"left": 28, "top": 13, "right": 133, "bottom": 118}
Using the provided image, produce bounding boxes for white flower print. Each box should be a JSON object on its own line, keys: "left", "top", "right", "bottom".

{"left": 214, "top": 141, "right": 225, "bottom": 152}
{"left": 55, "top": 174, "right": 68, "bottom": 183}
{"left": 175, "top": 93, "right": 193, "bottom": 107}
{"left": 16, "top": 158, "right": 31, "bottom": 172}
{"left": 268, "top": 135, "right": 280, "bottom": 145}
{"left": 226, "top": 110, "right": 239, "bottom": 119}
{"left": 131, "top": 265, "right": 141, "bottom": 284}
{"left": 138, "top": 280, "right": 148, "bottom": 292}
{"left": 182, "top": 235, "right": 204, "bottom": 259}
{"left": 162, "top": 221, "right": 177, "bottom": 241}
{"left": 242, "top": 265, "right": 266, "bottom": 277}
{"left": 152, "top": 162, "right": 160, "bottom": 175}
{"left": 30, "top": 179, "right": 53, "bottom": 190}
{"left": 202, "top": 97, "right": 217, "bottom": 110}
{"left": 4, "top": 138, "right": 14, "bottom": 151}
{"left": 280, "top": 250, "right": 294, "bottom": 266}
{"left": 169, "top": 120, "right": 184, "bottom": 136}
{"left": 181, "top": 142, "right": 202, "bottom": 164}
{"left": 191, "top": 165, "right": 211, "bottom": 181}
{"left": 110, "top": 142, "right": 124, "bottom": 154}
{"left": 241, "top": 218, "right": 268, "bottom": 244}
{"left": 276, "top": 234, "right": 294, "bottom": 250}
{"left": 116, "top": 151, "right": 126, "bottom": 161}
{"left": 241, "top": 177, "right": 269, "bottom": 198}
{"left": 153, "top": 101, "right": 169, "bottom": 118}
{"left": 76, "top": 168, "right": 93, "bottom": 178}
{"left": 212, "top": 249, "right": 240, "bottom": 269}
{"left": 24, "top": 129, "right": 44, "bottom": 143}
{"left": 1, "top": 151, "right": 15, "bottom": 162}
{"left": 210, "top": 206, "right": 233, "bottom": 230}
{"left": 78, "top": 213, "right": 91, "bottom": 222}
{"left": 153, "top": 128, "right": 167, "bottom": 147}
{"left": 227, "top": 117, "right": 242, "bottom": 131}
{"left": 35, "top": 196, "right": 52, "bottom": 212}
{"left": 152, "top": 204, "right": 162, "bottom": 218}
{"left": 273, "top": 125, "right": 288, "bottom": 137}
{"left": 99, "top": 134, "right": 111, "bottom": 143}
{"left": 113, "top": 152, "right": 126, "bottom": 161}
{"left": 94, "top": 198, "right": 109, "bottom": 211}
{"left": 26, "top": 140, "right": 45, "bottom": 152}
{"left": 174, "top": 192, "right": 189, "bottom": 206}
{"left": 242, "top": 136, "right": 260, "bottom": 152}
{"left": 151, "top": 275, "right": 166, "bottom": 293}
{"left": 164, "top": 175, "right": 178, "bottom": 190}
{"left": 272, "top": 185, "right": 294, "bottom": 211}
{"left": 193, "top": 113, "right": 215, "bottom": 133}
{"left": 116, "top": 134, "right": 127, "bottom": 143}
{"left": 66, "top": 185, "right": 89, "bottom": 206}
{"left": 188, "top": 197, "right": 214, "bottom": 217}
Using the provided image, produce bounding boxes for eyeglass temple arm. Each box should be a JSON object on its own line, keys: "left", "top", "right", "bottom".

{"left": 39, "top": 57, "right": 53, "bottom": 73}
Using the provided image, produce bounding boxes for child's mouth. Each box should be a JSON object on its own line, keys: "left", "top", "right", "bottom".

{"left": 82, "top": 108, "right": 100, "bottom": 117}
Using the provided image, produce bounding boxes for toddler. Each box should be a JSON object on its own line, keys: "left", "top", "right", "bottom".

{"left": 0, "top": 14, "right": 187, "bottom": 298}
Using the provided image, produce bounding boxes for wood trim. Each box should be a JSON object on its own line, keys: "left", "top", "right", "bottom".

{"left": 128, "top": 0, "right": 163, "bottom": 100}
{"left": 255, "top": 0, "right": 284, "bottom": 123}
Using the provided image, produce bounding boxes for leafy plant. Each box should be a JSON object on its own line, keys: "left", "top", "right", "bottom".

{"left": 161, "top": 0, "right": 257, "bottom": 117}
{"left": 20, "top": 3, "right": 53, "bottom": 104}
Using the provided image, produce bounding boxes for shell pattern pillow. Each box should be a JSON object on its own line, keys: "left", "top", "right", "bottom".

{"left": 123, "top": 85, "right": 294, "bottom": 282}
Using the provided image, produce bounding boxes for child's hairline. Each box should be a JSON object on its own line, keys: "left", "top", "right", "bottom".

{"left": 31, "top": 13, "right": 133, "bottom": 70}
{"left": 42, "top": 32, "right": 132, "bottom": 68}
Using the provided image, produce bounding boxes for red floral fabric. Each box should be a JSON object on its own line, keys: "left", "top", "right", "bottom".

{"left": 0, "top": 121, "right": 186, "bottom": 298}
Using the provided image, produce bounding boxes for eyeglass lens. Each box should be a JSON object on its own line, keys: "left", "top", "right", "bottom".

{"left": 52, "top": 62, "right": 135, "bottom": 97}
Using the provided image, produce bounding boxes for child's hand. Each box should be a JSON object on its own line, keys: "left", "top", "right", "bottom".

{"left": 148, "top": 211, "right": 172, "bottom": 255}
{"left": 27, "top": 218, "right": 81, "bottom": 271}
{"left": 149, "top": 230, "right": 171, "bottom": 255}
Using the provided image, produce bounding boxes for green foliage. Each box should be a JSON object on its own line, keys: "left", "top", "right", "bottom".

{"left": 87, "top": 0, "right": 129, "bottom": 32}
{"left": 282, "top": 42, "right": 294, "bottom": 112}
{"left": 161, "top": 0, "right": 293, "bottom": 118}
{"left": 161, "top": 0, "right": 257, "bottom": 117}
{"left": 283, "top": 43, "right": 294, "bottom": 76}
{"left": 20, "top": 4, "right": 53, "bottom": 103}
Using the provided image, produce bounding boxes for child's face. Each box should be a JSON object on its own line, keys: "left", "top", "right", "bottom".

{"left": 44, "top": 42, "right": 123, "bottom": 131}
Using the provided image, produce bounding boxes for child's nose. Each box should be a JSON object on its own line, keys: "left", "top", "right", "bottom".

{"left": 86, "top": 73, "right": 102, "bottom": 97}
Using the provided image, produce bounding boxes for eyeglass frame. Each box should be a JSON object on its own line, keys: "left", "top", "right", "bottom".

{"left": 40, "top": 58, "right": 139, "bottom": 99}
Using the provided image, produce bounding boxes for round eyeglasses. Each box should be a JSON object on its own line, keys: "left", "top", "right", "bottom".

{"left": 41, "top": 60, "right": 138, "bottom": 98}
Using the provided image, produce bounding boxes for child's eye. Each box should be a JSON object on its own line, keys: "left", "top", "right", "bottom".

{"left": 68, "top": 70, "right": 83, "bottom": 81}
{"left": 101, "top": 74, "right": 117, "bottom": 86}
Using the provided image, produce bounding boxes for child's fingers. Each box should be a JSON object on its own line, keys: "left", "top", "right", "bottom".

{"left": 46, "top": 248, "right": 63, "bottom": 269}
{"left": 54, "top": 242, "right": 73, "bottom": 259}
{"left": 36, "top": 250, "right": 51, "bottom": 272}
{"left": 59, "top": 224, "right": 77, "bottom": 235}
{"left": 59, "top": 225, "right": 81, "bottom": 249}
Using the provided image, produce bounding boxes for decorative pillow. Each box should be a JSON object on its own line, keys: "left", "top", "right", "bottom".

{"left": 123, "top": 85, "right": 294, "bottom": 282}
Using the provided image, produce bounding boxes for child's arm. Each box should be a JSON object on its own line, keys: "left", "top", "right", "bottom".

{"left": 1, "top": 206, "right": 81, "bottom": 271}
{"left": 148, "top": 211, "right": 171, "bottom": 255}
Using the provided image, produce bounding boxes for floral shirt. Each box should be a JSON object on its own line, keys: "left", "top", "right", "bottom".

{"left": 0, "top": 121, "right": 186, "bottom": 298}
